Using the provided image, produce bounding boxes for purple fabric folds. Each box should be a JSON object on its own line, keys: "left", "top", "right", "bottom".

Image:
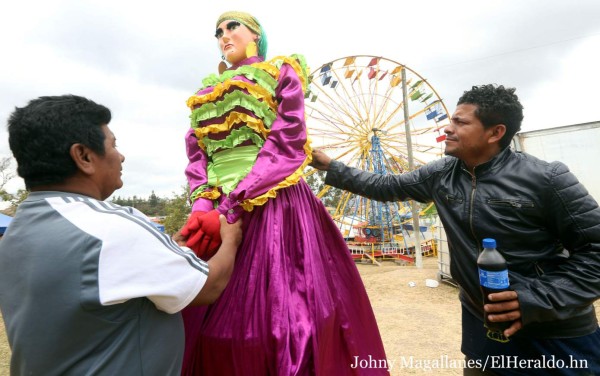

{"left": 182, "top": 181, "right": 388, "bottom": 375}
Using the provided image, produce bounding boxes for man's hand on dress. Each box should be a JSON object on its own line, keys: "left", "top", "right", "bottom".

{"left": 309, "top": 149, "right": 332, "bottom": 171}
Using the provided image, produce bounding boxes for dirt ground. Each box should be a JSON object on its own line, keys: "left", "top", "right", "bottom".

{"left": 0, "top": 256, "right": 462, "bottom": 375}
{"left": 1, "top": 256, "right": 598, "bottom": 375}
{"left": 357, "top": 256, "right": 464, "bottom": 375}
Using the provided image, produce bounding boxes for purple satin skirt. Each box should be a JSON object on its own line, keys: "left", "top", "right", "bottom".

{"left": 181, "top": 181, "right": 388, "bottom": 375}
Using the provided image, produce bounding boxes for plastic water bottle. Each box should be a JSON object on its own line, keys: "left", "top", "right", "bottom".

{"left": 477, "top": 238, "right": 510, "bottom": 332}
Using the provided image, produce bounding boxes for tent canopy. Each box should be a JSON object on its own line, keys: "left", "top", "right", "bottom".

{"left": 0, "top": 213, "right": 13, "bottom": 235}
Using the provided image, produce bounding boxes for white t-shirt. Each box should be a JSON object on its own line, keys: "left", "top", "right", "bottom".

{"left": 0, "top": 192, "right": 209, "bottom": 375}
{"left": 45, "top": 194, "right": 208, "bottom": 313}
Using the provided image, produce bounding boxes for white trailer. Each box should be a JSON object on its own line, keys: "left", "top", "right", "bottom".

{"left": 512, "top": 121, "right": 600, "bottom": 201}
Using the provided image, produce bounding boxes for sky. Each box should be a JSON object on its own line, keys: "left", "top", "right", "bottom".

{"left": 1, "top": 0, "right": 599, "bottom": 200}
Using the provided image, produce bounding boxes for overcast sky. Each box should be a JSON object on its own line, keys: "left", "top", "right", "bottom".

{"left": 1, "top": 0, "right": 599, "bottom": 200}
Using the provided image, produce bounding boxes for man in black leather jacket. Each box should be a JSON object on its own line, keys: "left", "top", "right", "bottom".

{"left": 311, "top": 84, "right": 600, "bottom": 375}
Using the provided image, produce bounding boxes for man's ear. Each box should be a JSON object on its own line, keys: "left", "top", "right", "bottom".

{"left": 70, "top": 143, "right": 95, "bottom": 175}
{"left": 488, "top": 124, "right": 507, "bottom": 144}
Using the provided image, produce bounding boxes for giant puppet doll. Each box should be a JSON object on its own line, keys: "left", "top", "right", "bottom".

{"left": 179, "top": 11, "right": 389, "bottom": 376}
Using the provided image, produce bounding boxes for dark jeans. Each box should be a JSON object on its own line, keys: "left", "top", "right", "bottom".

{"left": 461, "top": 306, "right": 600, "bottom": 376}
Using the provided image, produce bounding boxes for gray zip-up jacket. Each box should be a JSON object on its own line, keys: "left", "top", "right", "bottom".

{"left": 325, "top": 147, "right": 600, "bottom": 338}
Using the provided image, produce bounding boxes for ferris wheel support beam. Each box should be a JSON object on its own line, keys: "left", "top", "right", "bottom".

{"left": 402, "top": 68, "right": 423, "bottom": 268}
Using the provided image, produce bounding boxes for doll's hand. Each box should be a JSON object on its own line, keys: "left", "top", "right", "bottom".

{"left": 180, "top": 211, "right": 206, "bottom": 239}
{"left": 181, "top": 210, "right": 222, "bottom": 260}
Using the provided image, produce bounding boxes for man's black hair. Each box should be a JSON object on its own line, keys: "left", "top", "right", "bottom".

{"left": 7, "top": 95, "right": 111, "bottom": 189}
{"left": 457, "top": 84, "right": 524, "bottom": 149}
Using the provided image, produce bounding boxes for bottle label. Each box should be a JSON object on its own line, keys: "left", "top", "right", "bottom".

{"left": 478, "top": 268, "right": 509, "bottom": 289}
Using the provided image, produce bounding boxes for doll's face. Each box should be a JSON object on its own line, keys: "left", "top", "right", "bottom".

{"left": 215, "top": 19, "right": 258, "bottom": 65}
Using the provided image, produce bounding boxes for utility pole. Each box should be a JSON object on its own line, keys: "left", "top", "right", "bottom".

{"left": 402, "top": 67, "right": 423, "bottom": 268}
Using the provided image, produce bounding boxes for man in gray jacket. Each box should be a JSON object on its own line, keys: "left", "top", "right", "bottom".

{"left": 311, "top": 84, "right": 600, "bottom": 375}
{"left": 0, "top": 95, "right": 242, "bottom": 375}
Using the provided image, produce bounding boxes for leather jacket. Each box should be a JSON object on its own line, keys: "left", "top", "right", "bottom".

{"left": 325, "top": 147, "right": 600, "bottom": 338}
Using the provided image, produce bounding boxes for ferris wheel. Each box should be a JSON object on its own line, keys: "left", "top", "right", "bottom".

{"left": 305, "top": 55, "right": 451, "bottom": 256}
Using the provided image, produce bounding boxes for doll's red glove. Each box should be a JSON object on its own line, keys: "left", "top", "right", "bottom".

{"left": 180, "top": 211, "right": 206, "bottom": 248}
{"left": 180, "top": 210, "right": 222, "bottom": 260}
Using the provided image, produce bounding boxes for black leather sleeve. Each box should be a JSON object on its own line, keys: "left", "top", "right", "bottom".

{"left": 324, "top": 159, "right": 449, "bottom": 203}
{"left": 512, "top": 161, "right": 600, "bottom": 325}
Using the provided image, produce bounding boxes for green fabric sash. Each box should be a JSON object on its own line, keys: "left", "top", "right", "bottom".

{"left": 207, "top": 145, "right": 259, "bottom": 194}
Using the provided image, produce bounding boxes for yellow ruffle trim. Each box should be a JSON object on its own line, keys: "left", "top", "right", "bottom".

{"left": 235, "top": 55, "right": 311, "bottom": 211}
{"left": 189, "top": 54, "right": 312, "bottom": 211}
{"left": 203, "top": 127, "right": 265, "bottom": 155}
{"left": 187, "top": 79, "right": 277, "bottom": 111}
{"left": 191, "top": 186, "right": 221, "bottom": 202}
{"left": 268, "top": 55, "right": 308, "bottom": 93}
{"left": 193, "top": 112, "right": 271, "bottom": 150}
{"left": 238, "top": 137, "right": 313, "bottom": 211}
{"left": 248, "top": 62, "right": 281, "bottom": 83}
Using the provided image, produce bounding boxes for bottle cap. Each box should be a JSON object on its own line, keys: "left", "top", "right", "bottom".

{"left": 482, "top": 238, "right": 496, "bottom": 248}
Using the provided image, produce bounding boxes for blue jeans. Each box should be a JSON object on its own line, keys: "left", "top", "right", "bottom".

{"left": 461, "top": 306, "right": 600, "bottom": 376}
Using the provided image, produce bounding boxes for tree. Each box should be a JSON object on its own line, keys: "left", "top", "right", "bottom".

{"left": 111, "top": 192, "right": 167, "bottom": 217}
{"left": 3, "top": 189, "right": 28, "bottom": 216}
{"left": 304, "top": 169, "right": 342, "bottom": 210}
{"left": 0, "top": 157, "right": 15, "bottom": 201}
{"left": 111, "top": 196, "right": 131, "bottom": 207}
{"left": 163, "top": 185, "right": 191, "bottom": 235}
{"left": 148, "top": 191, "right": 159, "bottom": 213}
{"left": 0, "top": 157, "right": 28, "bottom": 215}
{"left": 145, "top": 191, "right": 166, "bottom": 217}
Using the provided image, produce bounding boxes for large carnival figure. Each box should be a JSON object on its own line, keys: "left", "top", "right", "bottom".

{"left": 179, "top": 11, "right": 388, "bottom": 375}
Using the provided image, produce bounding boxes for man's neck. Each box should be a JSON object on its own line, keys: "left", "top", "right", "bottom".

{"left": 463, "top": 147, "right": 505, "bottom": 174}
{"left": 30, "top": 177, "right": 102, "bottom": 200}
